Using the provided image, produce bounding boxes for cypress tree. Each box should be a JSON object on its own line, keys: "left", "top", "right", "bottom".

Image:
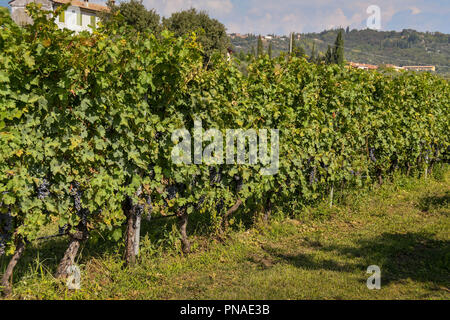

{"left": 292, "top": 36, "right": 305, "bottom": 57}
{"left": 325, "top": 45, "right": 333, "bottom": 64}
{"left": 268, "top": 42, "right": 273, "bottom": 58}
{"left": 310, "top": 42, "right": 316, "bottom": 63}
{"left": 257, "top": 35, "right": 264, "bottom": 57}
{"left": 333, "top": 30, "right": 345, "bottom": 65}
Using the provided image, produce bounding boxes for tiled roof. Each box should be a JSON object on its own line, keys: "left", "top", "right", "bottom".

{"left": 349, "top": 62, "right": 378, "bottom": 70}
{"left": 52, "top": 0, "right": 109, "bottom": 12}
{"left": 403, "top": 66, "right": 435, "bottom": 68}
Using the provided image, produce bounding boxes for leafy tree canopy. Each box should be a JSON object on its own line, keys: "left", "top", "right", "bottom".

{"left": 103, "top": 0, "right": 161, "bottom": 34}
{"left": 163, "top": 8, "right": 229, "bottom": 58}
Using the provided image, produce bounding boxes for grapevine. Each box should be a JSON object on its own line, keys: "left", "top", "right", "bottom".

{"left": 0, "top": 5, "right": 448, "bottom": 296}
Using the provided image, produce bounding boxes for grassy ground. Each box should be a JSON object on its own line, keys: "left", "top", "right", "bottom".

{"left": 1, "top": 167, "right": 449, "bottom": 300}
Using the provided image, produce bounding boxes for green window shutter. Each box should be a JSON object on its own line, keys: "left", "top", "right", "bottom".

{"left": 90, "top": 15, "right": 96, "bottom": 29}
{"left": 59, "top": 11, "right": 65, "bottom": 23}
{"left": 77, "top": 13, "right": 82, "bottom": 26}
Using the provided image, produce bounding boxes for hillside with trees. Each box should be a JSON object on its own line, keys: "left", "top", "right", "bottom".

{"left": 231, "top": 28, "right": 450, "bottom": 77}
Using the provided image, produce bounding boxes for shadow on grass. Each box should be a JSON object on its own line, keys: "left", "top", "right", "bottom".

{"left": 0, "top": 216, "right": 182, "bottom": 289}
{"left": 0, "top": 209, "right": 232, "bottom": 289}
{"left": 417, "top": 192, "right": 449, "bottom": 214}
{"left": 262, "top": 232, "right": 450, "bottom": 288}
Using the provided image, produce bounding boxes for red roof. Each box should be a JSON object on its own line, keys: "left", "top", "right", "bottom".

{"left": 52, "top": 0, "right": 109, "bottom": 13}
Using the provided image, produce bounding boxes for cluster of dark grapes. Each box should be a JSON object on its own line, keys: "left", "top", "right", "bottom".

{"left": 195, "top": 195, "right": 206, "bottom": 211}
{"left": 0, "top": 209, "right": 13, "bottom": 256}
{"left": 133, "top": 204, "right": 145, "bottom": 228}
{"left": 233, "top": 175, "right": 243, "bottom": 193}
{"left": 433, "top": 146, "right": 440, "bottom": 161}
{"left": 166, "top": 185, "right": 179, "bottom": 201}
{"left": 309, "top": 167, "right": 318, "bottom": 185}
{"left": 135, "top": 189, "right": 145, "bottom": 219}
{"left": 37, "top": 179, "right": 50, "bottom": 200}
{"left": 154, "top": 131, "right": 167, "bottom": 143}
{"left": 190, "top": 175, "right": 200, "bottom": 188}
{"left": 165, "top": 183, "right": 186, "bottom": 202}
{"left": 306, "top": 158, "right": 316, "bottom": 185}
{"left": 145, "top": 195, "right": 153, "bottom": 221}
{"left": 369, "top": 148, "right": 377, "bottom": 162}
{"left": 215, "top": 199, "right": 225, "bottom": 214}
{"left": 71, "top": 182, "right": 89, "bottom": 226}
{"left": 148, "top": 165, "right": 155, "bottom": 180}
{"left": 209, "top": 167, "right": 222, "bottom": 186}
{"left": 0, "top": 235, "right": 5, "bottom": 256}
{"left": 58, "top": 224, "right": 68, "bottom": 235}
{"left": 390, "top": 156, "right": 399, "bottom": 172}
{"left": 320, "top": 162, "right": 329, "bottom": 172}
{"left": 71, "top": 182, "right": 82, "bottom": 212}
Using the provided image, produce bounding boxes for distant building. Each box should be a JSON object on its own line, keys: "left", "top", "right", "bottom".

{"left": 348, "top": 62, "right": 378, "bottom": 70}
{"left": 8, "top": 0, "right": 108, "bottom": 32}
{"left": 402, "top": 65, "right": 436, "bottom": 72}
{"left": 228, "top": 33, "right": 248, "bottom": 39}
{"left": 384, "top": 64, "right": 403, "bottom": 71}
{"left": 348, "top": 62, "right": 436, "bottom": 73}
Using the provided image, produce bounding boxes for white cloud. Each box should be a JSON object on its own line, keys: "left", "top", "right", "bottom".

{"left": 143, "top": 0, "right": 233, "bottom": 17}
{"left": 409, "top": 6, "right": 422, "bottom": 15}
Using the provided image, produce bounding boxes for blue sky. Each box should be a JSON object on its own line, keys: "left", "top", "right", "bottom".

{"left": 142, "top": 0, "right": 450, "bottom": 34}
{"left": 0, "top": 0, "right": 10, "bottom": 10}
{"left": 1, "top": 0, "right": 449, "bottom": 34}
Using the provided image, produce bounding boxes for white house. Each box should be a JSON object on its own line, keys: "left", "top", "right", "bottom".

{"left": 8, "top": 0, "right": 108, "bottom": 32}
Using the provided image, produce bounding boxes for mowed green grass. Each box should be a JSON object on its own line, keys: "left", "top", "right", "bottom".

{"left": 1, "top": 167, "right": 449, "bottom": 300}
